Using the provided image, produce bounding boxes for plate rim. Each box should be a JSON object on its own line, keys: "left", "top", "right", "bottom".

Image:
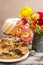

{"left": 0, "top": 51, "right": 29, "bottom": 62}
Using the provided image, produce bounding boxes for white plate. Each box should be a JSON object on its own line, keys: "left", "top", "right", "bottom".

{"left": 0, "top": 51, "right": 29, "bottom": 62}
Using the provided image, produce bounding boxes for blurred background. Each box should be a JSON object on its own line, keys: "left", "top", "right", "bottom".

{"left": 0, "top": 0, "right": 43, "bottom": 37}
{"left": 0, "top": 0, "right": 43, "bottom": 21}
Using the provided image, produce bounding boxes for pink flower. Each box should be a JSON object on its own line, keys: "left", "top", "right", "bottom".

{"left": 21, "top": 28, "right": 34, "bottom": 43}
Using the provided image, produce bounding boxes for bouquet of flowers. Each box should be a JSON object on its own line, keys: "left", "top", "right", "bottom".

{"left": 19, "top": 6, "right": 43, "bottom": 35}
{"left": 19, "top": 6, "right": 43, "bottom": 52}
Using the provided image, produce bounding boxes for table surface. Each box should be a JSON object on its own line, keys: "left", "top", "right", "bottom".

{"left": 0, "top": 53, "right": 43, "bottom": 65}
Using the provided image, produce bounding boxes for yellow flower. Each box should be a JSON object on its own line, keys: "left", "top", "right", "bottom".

{"left": 31, "top": 13, "right": 39, "bottom": 21}
{"left": 20, "top": 6, "right": 32, "bottom": 18}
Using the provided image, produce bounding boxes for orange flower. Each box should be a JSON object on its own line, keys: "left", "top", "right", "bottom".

{"left": 14, "top": 25, "right": 22, "bottom": 37}
{"left": 30, "top": 23, "right": 38, "bottom": 29}
{"left": 41, "top": 25, "right": 43, "bottom": 30}
{"left": 31, "top": 13, "right": 39, "bottom": 21}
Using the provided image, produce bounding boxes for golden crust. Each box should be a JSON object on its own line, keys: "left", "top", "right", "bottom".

{"left": 0, "top": 37, "right": 28, "bottom": 59}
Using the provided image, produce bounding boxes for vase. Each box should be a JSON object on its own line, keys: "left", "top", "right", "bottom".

{"left": 32, "top": 34, "right": 43, "bottom": 52}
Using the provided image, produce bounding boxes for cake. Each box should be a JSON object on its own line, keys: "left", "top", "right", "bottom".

{"left": 2, "top": 18, "right": 20, "bottom": 35}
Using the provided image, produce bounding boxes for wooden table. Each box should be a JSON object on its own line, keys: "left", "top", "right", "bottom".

{"left": 0, "top": 53, "right": 43, "bottom": 65}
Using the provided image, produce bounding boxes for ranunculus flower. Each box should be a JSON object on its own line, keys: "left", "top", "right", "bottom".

{"left": 36, "top": 12, "right": 43, "bottom": 26}
{"left": 37, "top": 12, "right": 43, "bottom": 18}
{"left": 37, "top": 18, "right": 43, "bottom": 26}
{"left": 20, "top": 6, "right": 32, "bottom": 18}
{"left": 30, "top": 23, "right": 38, "bottom": 29}
{"left": 14, "top": 25, "right": 24, "bottom": 37}
{"left": 31, "top": 12, "right": 39, "bottom": 21}
{"left": 21, "top": 18, "right": 27, "bottom": 25}
{"left": 21, "top": 28, "right": 34, "bottom": 43}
